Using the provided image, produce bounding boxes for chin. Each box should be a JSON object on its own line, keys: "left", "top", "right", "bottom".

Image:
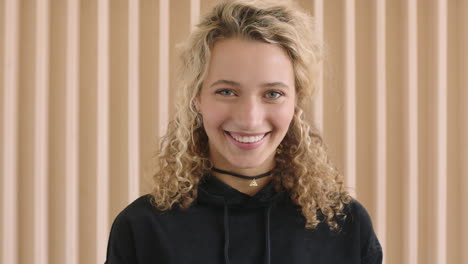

{"left": 226, "top": 156, "right": 271, "bottom": 170}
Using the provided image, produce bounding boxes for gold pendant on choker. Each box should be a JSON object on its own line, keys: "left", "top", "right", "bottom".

{"left": 249, "top": 178, "right": 258, "bottom": 187}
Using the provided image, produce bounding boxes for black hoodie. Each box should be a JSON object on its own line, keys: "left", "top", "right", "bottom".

{"left": 105, "top": 174, "right": 382, "bottom": 264}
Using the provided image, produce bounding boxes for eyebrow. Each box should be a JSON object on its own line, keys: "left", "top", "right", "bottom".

{"left": 209, "top": 79, "right": 290, "bottom": 89}
{"left": 210, "top": 79, "right": 241, "bottom": 88}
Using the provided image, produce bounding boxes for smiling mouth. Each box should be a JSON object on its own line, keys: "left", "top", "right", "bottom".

{"left": 225, "top": 131, "right": 270, "bottom": 144}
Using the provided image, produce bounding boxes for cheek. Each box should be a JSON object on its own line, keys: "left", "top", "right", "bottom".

{"left": 272, "top": 104, "right": 295, "bottom": 131}
{"left": 201, "top": 106, "right": 228, "bottom": 131}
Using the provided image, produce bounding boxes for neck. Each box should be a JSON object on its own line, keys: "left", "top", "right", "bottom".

{"left": 211, "top": 167, "right": 273, "bottom": 196}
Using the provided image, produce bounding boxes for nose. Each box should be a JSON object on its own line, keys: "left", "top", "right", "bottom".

{"left": 233, "top": 96, "right": 265, "bottom": 131}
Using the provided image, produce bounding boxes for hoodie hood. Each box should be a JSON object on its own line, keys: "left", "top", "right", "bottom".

{"left": 197, "top": 173, "right": 287, "bottom": 264}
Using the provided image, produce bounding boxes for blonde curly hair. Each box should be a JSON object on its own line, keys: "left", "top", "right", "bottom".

{"left": 150, "top": 0, "right": 352, "bottom": 231}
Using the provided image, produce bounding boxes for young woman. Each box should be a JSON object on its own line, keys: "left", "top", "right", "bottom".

{"left": 106, "top": 1, "right": 383, "bottom": 263}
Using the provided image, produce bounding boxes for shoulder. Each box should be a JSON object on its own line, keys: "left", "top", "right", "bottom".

{"left": 343, "top": 199, "right": 383, "bottom": 263}
{"left": 119, "top": 194, "right": 156, "bottom": 215}
{"left": 106, "top": 194, "right": 162, "bottom": 262}
{"left": 343, "top": 199, "right": 374, "bottom": 228}
{"left": 111, "top": 194, "right": 159, "bottom": 227}
{"left": 106, "top": 195, "right": 154, "bottom": 262}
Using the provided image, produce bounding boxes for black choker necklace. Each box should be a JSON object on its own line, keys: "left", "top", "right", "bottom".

{"left": 211, "top": 167, "right": 273, "bottom": 187}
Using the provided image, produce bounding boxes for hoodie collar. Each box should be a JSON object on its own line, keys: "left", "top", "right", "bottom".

{"left": 197, "top": 173, "right": 285, "bottom": 208}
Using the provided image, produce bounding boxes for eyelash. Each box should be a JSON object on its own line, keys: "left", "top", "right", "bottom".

{"left": 215, "top": 89, "right": 284, "bottom": 99}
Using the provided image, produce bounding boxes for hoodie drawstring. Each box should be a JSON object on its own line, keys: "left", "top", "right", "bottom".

{"left": 222, "top": 199, "right": 273, "bottom": 264}
{"left": 264, "top": 203, "right": 272, "bottom": 264}
{"left": 224, "top": 200, "right": 231, "bottom": 264}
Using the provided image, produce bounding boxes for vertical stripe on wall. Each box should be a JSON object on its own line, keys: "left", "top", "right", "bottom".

{"left": 1, "top": 0, "right": 19, "bottom": 263}
{"left": 344, "top": 0, "right": 357, "bottom": 197}
{"left": 0, "top": 0, "right": 466, "bottom": 263}
{"left": 461, "top": 4, "right": 468, "bottom": 264}
{"left": 96, "top": 0, "right": 110, "bottom": 263}
{"left": 65, "top": 0, "right": 80, "bottom": 263}
{"left": 190, "top": 0, "right": 201, "bottom": 30}
{"left": 158, "top": 0, "right": 169, "bottom": 138}
{"left": 312, "top": 0, "right": 324, "bottom": 134}
{"left": 461, "top": 3, "right": 468, "bottom": 263}
{"left": 404, "top": 0, "right": 418, "bottom": 263}
{"left": 128, "top": 0, "right": 140, "bottom": 202}
{"left": 435, "top": 0, "right": 448, "bottom": 263}
{"left": 34, "top": 1, "right": 50, "bottom": 264}
{"left": 374, "top": 0, "right": 387, "bottom": 256}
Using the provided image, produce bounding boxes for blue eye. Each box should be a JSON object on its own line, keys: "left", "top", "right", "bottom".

{"left": 216, "top": 89, "right": 236, "bottom": 96}
{"left": 265, "top": 91, "right": 282, "bottom": 99}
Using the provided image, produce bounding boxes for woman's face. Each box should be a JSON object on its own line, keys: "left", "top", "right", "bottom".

{"left": 197, "top": 38, "right": 295, "bottom": 173}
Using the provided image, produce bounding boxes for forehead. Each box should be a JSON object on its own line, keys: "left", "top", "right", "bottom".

{"left": 204, "top": 38, "right": 294, "bottom": 87}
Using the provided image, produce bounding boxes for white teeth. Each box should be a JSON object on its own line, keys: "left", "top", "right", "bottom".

{"left": 231, "top": 134, "right": 265, "bottom": 143}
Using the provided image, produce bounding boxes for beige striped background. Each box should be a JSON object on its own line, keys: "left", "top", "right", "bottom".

{"left": 1, "top": 0, "right": 467, "bottom": 263}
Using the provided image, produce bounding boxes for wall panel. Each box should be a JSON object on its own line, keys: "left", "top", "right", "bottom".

{"left": 49, "top": 0, "right": 68, "bottom": 263}
{"left": 78, "top": 0, "right": 98, "bottom": 263}
{"left": 355, "top": 0, "right": 376, "bottom": 215}
{"left": 139, "top": 0, "right": 159, "bottom": 196}
{"left": 109, "top": 0, "right": 129, "bottom": 231}
{"left": 322, "top": 0, "right": 346, "bottom": 186}
{"left": 385, "top": 1, "right": 406, "bottom": 262}
{"left": 18, "top": 0, "right": 37, "bottom": 263}
{"left": 1, "top": 0, "right": 466, "bottom": 263}
{"left": 446, "top": 1, "right": 461, "bottom": 263}
{"left": 169, "top": 0, "right": 190, "bottom": 119}
{"left": 416, "top": 1, "right": 431, "bottom": 263}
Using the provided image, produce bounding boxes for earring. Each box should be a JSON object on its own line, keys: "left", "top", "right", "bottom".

{"left": 276, "top": 144, "right": 283, "bottom": 154}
